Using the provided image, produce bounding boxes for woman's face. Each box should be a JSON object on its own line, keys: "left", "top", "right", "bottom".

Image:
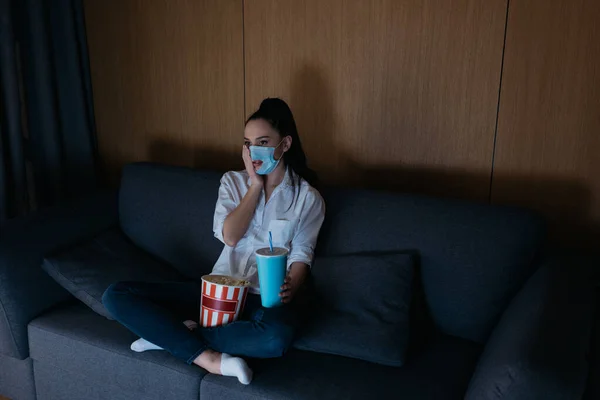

{"left": 244, "top": 119, "right": 291, "bottom": 170}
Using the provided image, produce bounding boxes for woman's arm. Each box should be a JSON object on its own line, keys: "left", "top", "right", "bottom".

{"left": 222, "top": 184, "right": 261, "bottom": 247}
{"left": 279, "top": 191, "right": 326, "bottom": 303}
{"left": 280, "top": 262, "right": 309, "bottom": 304}
{"left": 221, "top": 146, "right": 263, "bottom": 247}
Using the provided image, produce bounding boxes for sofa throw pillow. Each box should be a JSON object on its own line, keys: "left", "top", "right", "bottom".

{"left": 293, "top": 253, "right": 414, "bottom": 367}
{"left": 42, "top": 228, "right": 185, "bottom": 319}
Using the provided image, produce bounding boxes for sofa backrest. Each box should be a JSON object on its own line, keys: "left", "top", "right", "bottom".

{"left": 317, "top": 188, "right": 545, "bottom": 343}
{"left": 119, "top": 163, "right": 224, "bottom": 281}
{"left": 119, "top": 163, "right": 546, "bottom": 344}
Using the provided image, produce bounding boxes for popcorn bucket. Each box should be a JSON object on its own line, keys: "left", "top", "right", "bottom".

{"left": 200, "top": 275, "right": 250, "bottom": 327}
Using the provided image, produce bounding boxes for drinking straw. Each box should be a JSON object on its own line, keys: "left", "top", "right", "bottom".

{"left": 268, "top": 231, "right": 274, "bottom": 253}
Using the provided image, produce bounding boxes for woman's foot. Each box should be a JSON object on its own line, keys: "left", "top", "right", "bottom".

{"left": 130, "top": 320, "right": 199, "bottom": 352}
{"left": 183, "top": 320, "right": 199, "bottom": 330}
{"left": 131, "top": 338, "right": 163, "bottom": 352}
{"left": 193, "top": 350, "right": 253, "bottom": 385}
{"left": 221, "top": 353, "right": 253, "bottom": 385}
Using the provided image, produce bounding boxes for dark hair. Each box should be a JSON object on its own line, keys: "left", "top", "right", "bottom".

{"left": 246, "top": 98, "right": 318, "bottom": 188}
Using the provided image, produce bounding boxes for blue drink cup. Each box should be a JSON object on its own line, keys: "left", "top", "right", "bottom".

{"left": 255, "top": 247, "right": 288, "bottom": 308}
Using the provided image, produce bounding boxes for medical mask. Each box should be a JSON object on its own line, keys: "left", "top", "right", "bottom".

{"left": 249, "top": 139, "right": 284, "bottom": 175}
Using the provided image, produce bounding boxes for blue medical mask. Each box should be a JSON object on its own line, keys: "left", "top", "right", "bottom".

{"left": 249, "top": 139, "right": 285, "bottom": 175}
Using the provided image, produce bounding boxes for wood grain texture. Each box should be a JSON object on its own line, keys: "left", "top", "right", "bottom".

{"left": 84, "top": 0, "right": 245, "bottom": 183}
{"left": 244, "top": 0, "right": 508, "bottom": 200}
{"left": 491, "top": 0, "right": 600, "bottom": 248}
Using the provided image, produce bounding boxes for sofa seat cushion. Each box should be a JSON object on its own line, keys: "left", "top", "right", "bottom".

{"left": 42, "top": 228, "right": 185, "bottom": 319}
{"left": 28, "top": 303, "right": 205, "bottom": 400}
{"left": 201, "top": 334, "right": 482, "bottom": 400}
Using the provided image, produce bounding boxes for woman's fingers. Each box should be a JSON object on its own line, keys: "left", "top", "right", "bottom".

{"left": 243, "top": 145, "right": 264, "bottom": 185}
{"left": 280, "top": 276, "right": 293, "bottom": 302}
{"left": 280, "top": 289, "right": 292, "bottom": 303}
{"left": 242, "top": 146, "right": 251, "bottom": 163}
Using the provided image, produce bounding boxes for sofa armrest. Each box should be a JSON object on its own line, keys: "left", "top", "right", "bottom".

{"left": 0, "top": 191, "right": 117, "bottom": 359}
{"left": 465, "top": 253, "right": 596, "bottom": 400}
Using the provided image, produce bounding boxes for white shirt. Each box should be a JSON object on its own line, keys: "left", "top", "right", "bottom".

{"left": 212, "top": 169, "right": 325, "bottom": 292}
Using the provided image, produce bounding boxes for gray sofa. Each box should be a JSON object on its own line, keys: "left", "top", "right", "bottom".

{"left": 0, "top": 162, "right": 595, "bottom": 400}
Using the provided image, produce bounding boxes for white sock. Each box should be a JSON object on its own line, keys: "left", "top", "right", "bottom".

{"left": 220, "top": 353, "right": 253, "bottom": 385}
{"left": 131, "top": 337, "right": 163, "bottom": 352}
{"left": 130, "top": 320, "right": 199, "bottom": 353}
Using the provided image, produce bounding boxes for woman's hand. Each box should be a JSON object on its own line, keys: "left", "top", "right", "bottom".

{"left": 221, "top": 147, "right": 263, "bottom": 247}
{"left": 242, "top": 146, "right": 263, "bottom": 187}
{"left": 279, "top": 263, "right": 309, "bottom": 304}
{"left": 279, "top": 275, "right": 297, "bottom": 304}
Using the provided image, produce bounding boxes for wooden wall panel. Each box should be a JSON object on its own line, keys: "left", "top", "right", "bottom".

{"left": 84, "top": 0, "right": 244, "bottom": 183}
{"left": 244, "top": 0, "right": 508, "bottom": 200}
{"left": 492, "top": 0, "right": 600, "bottom": 248}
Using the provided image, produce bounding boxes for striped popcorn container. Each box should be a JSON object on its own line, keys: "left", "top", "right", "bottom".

{"left": 200, "top": 275, "right": 250, "bottom": 327}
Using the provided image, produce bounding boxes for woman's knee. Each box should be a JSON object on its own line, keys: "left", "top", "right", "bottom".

{"left": 102, "top": 281, "right": 133, "bottom": 312}
{"left": 263, "top": 324, "right": 295, "bottom": 357}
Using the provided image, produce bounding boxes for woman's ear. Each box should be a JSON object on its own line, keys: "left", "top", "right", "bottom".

{"left": 282, "top": 136, "right": 292, "bottom": 153}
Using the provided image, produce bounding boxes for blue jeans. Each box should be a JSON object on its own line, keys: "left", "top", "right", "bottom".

{"left": 102, "top": 281, "right": 298, "bottom": 365}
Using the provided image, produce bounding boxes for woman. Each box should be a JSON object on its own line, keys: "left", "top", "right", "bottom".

{"left": 103, "top": 98, "right": 325, "bottom": 385}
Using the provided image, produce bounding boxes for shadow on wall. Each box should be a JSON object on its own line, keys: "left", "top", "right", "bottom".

{"left": 148, "top": 139, "right": 243, "bottom": 173}
{"left": 287, "top": 62, "right": 494, "bottom": 201}
{"left": 491, "top": 176, "right": 598, "bottom": 252}
{"left": 139, "top": 64, "right": 598, "bottom": 252}
{"left": 289, "top": 63, "right": 341, "bottom": 184}
{"left": 288, "top": 62, "right": 599, "bottom": 251}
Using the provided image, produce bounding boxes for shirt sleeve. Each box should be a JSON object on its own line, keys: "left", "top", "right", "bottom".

{"left": 287, "top": 190, "right": 326, "bottom": 268}
{"left": 213, "top": 173, "right": 239, "bottom": 245}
